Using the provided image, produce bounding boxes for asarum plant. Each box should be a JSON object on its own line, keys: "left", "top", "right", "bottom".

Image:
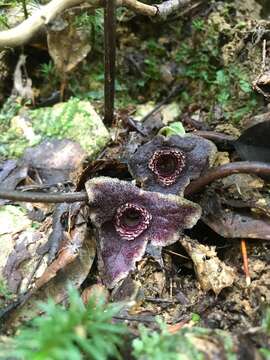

{"left": 85, "top": 177, "right": 201, "bottom": 288}
{"left": 128, "top": 135, "right": 217, "bottom": 195}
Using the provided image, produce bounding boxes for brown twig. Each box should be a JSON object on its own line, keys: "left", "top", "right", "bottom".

{"left": 185, "top": 161, "right": 270, "bottom": 196}
{"left": 0, "top": 161, "right": 269, "bottom": 203}
{"left": 0, "top": 190, "right": 87, "bottom": 203}
{"left": 193, "top": 130, "right": 237, "bottom": 143}
{"left": 104, "top": 0, "right": 116, "bottom": 126}
{"left": 193, "top": 130, "right": 236, "bottom": 149}
{"left": 140, "top": 84, "right": 184, "bottom": 123}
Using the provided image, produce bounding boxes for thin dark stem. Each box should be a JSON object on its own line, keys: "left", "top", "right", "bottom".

{"left": 104, "top": 0, "right": 116, "bottom": 126}
{"left": 0, "top": 162, "right": 269, "bottom": 203}
{"left": 21, "top": 0, "right": 29, "bottom": 19}
{"left": 141, "top": 84, "right": 184, "bottom": 123}
{"left": 185, "top": 161, "right": 270, "bottom": 196}
{"left": 194, "top": 130, "right": 236, "bottom": 142}
{"left": 193, "top": 130, "right": 236, "bottom": 148}
{"left": 0, "top": 190, "right": 88, "bottom": 203}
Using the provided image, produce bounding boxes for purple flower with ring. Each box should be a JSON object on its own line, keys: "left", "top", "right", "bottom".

{"left": 85, "top": 177, "right": 201, "bottom": 288}
{"left": 128, "top": 135, "right": 217, "bottom": 195}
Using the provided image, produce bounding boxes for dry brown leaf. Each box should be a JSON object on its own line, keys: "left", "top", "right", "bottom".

{"left": 47, "top": 12, "right": 91, "bottom": 74}
{"left": 2, "top": 209, "right": 96, "bottom": 330}
{"left": 180, "top": 236, "right": 235, "bottom": 295}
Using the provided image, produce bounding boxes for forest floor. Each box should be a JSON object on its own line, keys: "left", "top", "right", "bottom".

{"left": 0, "top": 0, "right": 270, "bottom": 359}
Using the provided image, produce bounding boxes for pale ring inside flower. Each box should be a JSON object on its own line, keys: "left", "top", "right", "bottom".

{"left": 115, "top": 203, "right": 152, "bottom": 240}
{"left": 148, "top": 148, "right": 186, "bottom": 186}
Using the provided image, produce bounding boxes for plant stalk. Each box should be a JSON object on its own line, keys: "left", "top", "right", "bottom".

{"left": 104, "top": 0, "right": 116, "bottom": 126}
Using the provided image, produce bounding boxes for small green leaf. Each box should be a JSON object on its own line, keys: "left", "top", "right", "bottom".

{"left": 191, "top": 313, "right": 201, "bottom": 323}
{"left": 239, "top": 80, "right": 252, "bottom": 93}
{"left": 158, "top": 121, "right": 186, "bottom": 137}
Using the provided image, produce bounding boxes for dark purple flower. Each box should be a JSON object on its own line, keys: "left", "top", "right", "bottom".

{"left": 86, "top": 177, "right": 201, "bottom": 288}
{"left": 128, "top": 135, "right": 217, "bottom": 195}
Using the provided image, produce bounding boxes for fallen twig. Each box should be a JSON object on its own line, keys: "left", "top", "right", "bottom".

{"left": 185, "top": 161, "right": 270, "bottom": 196}
{"left": 1, "top": 161, "right": 269, "bottom": 203}
{"left": 0, "top": 190, "right": 87, "bottom": 203}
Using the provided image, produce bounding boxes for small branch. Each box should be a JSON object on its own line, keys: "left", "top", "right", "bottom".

{"left": 141, "top": 84, "right": 184, "bottom": 123}
{"left": 0, "top": 161, "right": 269, "bottom": 203}
{"left": 193, "top": 130, "right": 236, "bottom": 151}
{"left": 0, "top": 190, "right": 88, "bottom": 203}
{"left": 193, "top": 130, "right": 236, "bottom": 144}
{"left": 155, "top": 0, "right": 191, "bottom": 18}
{"left": 0, "top": 0, "right": 89, "bottom": 48}
{"left": 119, "top": 0, "right": 156, "bottom": 16}
{"left": 0, "top": 0, "right": 193, "bottom": 48}
{"left": 185, "top": 161, "right": 270, "bottom": 196}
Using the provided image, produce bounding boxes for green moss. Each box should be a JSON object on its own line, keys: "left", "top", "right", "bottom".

{"left": 30, "top": 98, "right": 110, "bottom": 156}
{"left": 0, "top": 98, "right": 110, "bottom": 159}
{"left": 0, "top": 279, "right": 12, "bottom": 303}
{"left": 260, "top": 309, "right": 270, "bottom": 359}
{"left": 174, "top": 12, "right": 260, "bottom": 124}
{"left": 0, "top": 98, "right": 24, "bottom": 158}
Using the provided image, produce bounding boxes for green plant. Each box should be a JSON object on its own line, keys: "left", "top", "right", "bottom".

{"left": 0, "top": 98, "right": 26, "bottom": 158}
{"left": 6, "top": 286, "right": 126, "bottom": 360}
{"left": 0, "top": 279, "right": 12, "bottom": 302}
{"left": 144, "top": 58, "right": 160, "bottom": 81}
{"left": 174, "top": 14, "right": 259, "bottom": 123}
{"left": 0, "top": 12, "right": 9, "bottom": 29}
{"left": 158, "top": 121, "right": 186, "bottom": 137}
{"left": 192, "top": 18, "right": 205, "bottom": 31}
{"left": 260, "top": 309, "right": 270, "bottom": 359}
{"left": 39, "top": 61, "right": 60, "bottom": 88}
{"left": 74, "top": 9, "right": 104, "bottom": 50}
{"left": 132, "top": 317, "right": 204, "bottom": 360}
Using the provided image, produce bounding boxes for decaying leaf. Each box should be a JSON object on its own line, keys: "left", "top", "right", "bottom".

{"left": 0, "top": 163, "right": 27, "bottom": 206}
{"left": 204, "top": 208, "right": 270, "bottom": 240}
{"left": 0, "top": 207, "right": 49, "bottom": 295}
{"left": 34, "top": 206, "right": 94, "bottom": 291}
{"left": 0, "top": 160, "right": 17, "bottom": 183}
{"left": 1, "top": 205, "right": 96, "bottom": 330}
{"left": 202, "top": 192, "right": 270, "bottom": 240}
{"left": 253, "top": 69, "right": 270, "bottom": 99}
{"left": 180, "top": 236, "right": 235, "bottom": 295}
{"left": 47, "top": 12, "right": 92, "bottom": 74}
{"left": 21, "top": 139, "right": 87, "bottom": 185}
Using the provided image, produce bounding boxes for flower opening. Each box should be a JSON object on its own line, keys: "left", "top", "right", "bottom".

{"left": 85, "top": 177, "right": 201, "bottom": 288}
{"left": 148, "top": 148, "right": 186, "bottom": 186}
{"left": 115, "top": 203, "right": 152, "bottom": 240}
{"left": 128, "top": 135, "right": 217, "bottom": 195}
